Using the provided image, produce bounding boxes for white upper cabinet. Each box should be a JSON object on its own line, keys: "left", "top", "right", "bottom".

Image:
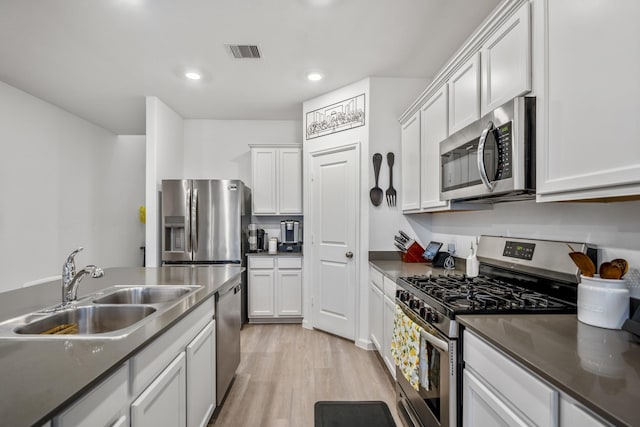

{"left": 481, "top": 1, "right": 531, "bottom": 115}
{"left": 400, "top": 111, "right": 421, "bottom": 212}
{"left": 448, "top": 52, "right": 481, "bottom": 134}
{"left": 537, "top": 0, "right": 640, "bottom": 201}
{"left": 251, "top": 148, "right": 278, "bottom": 214}
{"left": 420, "top": 85, "right": 449, "bottom": 211}
{"left": 278, "top": 148, "right": 303, "bottom": 214}
{"left": 251, "top": 145, "right": 302, "bottom": 215}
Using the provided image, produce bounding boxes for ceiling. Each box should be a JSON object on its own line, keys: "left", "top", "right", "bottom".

{"left": 0, "top": 0, "right": 500, "bottom": 135}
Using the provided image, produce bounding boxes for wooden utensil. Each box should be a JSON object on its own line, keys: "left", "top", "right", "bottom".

{"left": 611, "top": 258, "right": 629, "bottom": 277}
{"left": 370, "top": 153, "right": 383, "bottom": 206}
{"left": 567, "top": 245, "right": 596, "bottom": 277}
{"left": 599, "top": 262, "right": 623, "bottom": 280}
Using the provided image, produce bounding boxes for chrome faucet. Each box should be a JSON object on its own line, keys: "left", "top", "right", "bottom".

{"left": 61, "top": 247, "right": 104, "bottom": 305}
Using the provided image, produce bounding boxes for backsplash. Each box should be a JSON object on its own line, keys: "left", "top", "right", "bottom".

{"left": 407, "top": 199, "right": 640, "bottom": 267}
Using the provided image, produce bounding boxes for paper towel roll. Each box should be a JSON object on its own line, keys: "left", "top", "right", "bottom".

{"left": 268, "top": 238, "right": 278, "bottom": 254}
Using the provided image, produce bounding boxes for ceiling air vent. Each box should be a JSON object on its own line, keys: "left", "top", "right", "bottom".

{"left": 226, "top": 44, "right": 261, "bottom": 59}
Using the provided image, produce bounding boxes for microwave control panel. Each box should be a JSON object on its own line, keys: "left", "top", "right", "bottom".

{"left": 494, "top": 121, "right": 512, "bottom": 180}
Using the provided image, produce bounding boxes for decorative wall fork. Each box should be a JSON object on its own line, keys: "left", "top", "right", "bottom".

{"left": 386, "top": 152, "right": 396, "bottom": 207}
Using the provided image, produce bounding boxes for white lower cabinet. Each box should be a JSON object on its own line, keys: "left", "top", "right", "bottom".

{"left": 369, "top": 280, "right": 384, "bottom": 352}
{"left": 53, "top": 363, "right": 129, "bottom": 427}
{"left": 382, "top": 292, "right": 395, "bottom": 376}
{"left": 368, "top": 266, "right": 396, "bottom": 378}
{"left": 463, "top": 330, "right": 609, "bottom": 427}
{"left": 248, "top": 256, "right": 303, "bottom": 322}
{"left": 186, "top": 320, "right": 216, "bottom": 427}
{"left": 131, "top": 353, "right": 187, "bottom": 427}
{"left": 51, "top": 296, "right": 218, "bottom": 427}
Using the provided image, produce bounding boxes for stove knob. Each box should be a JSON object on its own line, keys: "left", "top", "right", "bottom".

{"left": 409, "top": 298, "right": 420, "bottom": 309}
{"left": 427, "top": 310, "right": 439, "bottom": 323}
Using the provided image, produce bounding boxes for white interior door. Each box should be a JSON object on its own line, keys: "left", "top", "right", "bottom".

{"left": 310, "top": 145, "right": 358, "bottom": 340}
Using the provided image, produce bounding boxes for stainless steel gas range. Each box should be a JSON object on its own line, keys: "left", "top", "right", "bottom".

{"left": 394, "top": 235, "right": 596, "bottom": 427}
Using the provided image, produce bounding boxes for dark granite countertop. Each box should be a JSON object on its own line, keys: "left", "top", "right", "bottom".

{"left": 0, "top": 265, "right": 243, "bottom": 427}
{"left": 458, "top": 314, "right": 640, "bottom": 427}
{"left": 368, "top": 259, "right": 454, "bottom": 281}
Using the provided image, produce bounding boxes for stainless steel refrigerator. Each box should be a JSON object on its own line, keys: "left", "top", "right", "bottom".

{"left": 161, "top": 179, "right": 251, "bottom": 319}
{"left": 161, "top": 179, "right": 250, "bottom": 264}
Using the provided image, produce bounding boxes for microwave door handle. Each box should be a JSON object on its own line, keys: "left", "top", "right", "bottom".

{"left": 477, "top": 121, "right": 496, "bottom": 192}
{"left": 192, "top": 188, "right": 199, "bottom": 254}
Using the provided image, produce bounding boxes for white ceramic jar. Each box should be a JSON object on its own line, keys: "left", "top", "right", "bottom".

{"left": 577, "top": 275, "right": 630, "bottom": 329}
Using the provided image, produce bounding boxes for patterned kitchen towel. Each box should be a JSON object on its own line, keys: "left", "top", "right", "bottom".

{"left": 419, "top": 335, "right": 429, "bottom": 390}
{"left": 390, "top": 305, "right": 421, "bottom": 391}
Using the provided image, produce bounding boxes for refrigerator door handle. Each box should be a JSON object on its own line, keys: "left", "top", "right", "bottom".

{"left": 186, "top": 187, "right": 192, "bottom": 254}
{"left": 192, "top": 187, "right": 199, "bottom": 253}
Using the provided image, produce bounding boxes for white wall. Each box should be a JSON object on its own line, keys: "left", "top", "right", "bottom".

{"left": 420, "top": 200, "right": 640, "bottom": 267}
{"left": 0, "top": 80, "right": 145, "bottom": 292}
{"left": 145, "top": 96, "right": 185, "bottom": 267}
{"left": 368, "top": 77, "right": 431, "bottom": 250}
{"left": 183, "top": 119, "right": 301, "bottom": 184}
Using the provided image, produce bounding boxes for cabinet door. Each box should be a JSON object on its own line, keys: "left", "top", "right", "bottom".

{"left": 132, "top": 352, "right": 187, "bottom": 427}
{"left": 463, "top": 369, "right": 528, "bottom": 427}
{"left": 279, "top": 148, "right": 303, "bottom": 214}
{"left": 559, "top": 396, "right": 607, "bottom": 427}
{"left": 53, "top": 363, "right": 128, "bottom": 427}
{"left": 449, "top": 52, "right": 481, "bottom": 134}
{"left": 400, "top": 111, "right": 421, "bottom": 212}
{"left": 248, "top": 269, "right": 275, "bottom": 317}
{"left": 277, "top": 269, "right": 302, "bottom": 316}
{"left": 481, "top": 2, "right": 531, "bottom": 115}
{"left": 420, "top": 85, "right": 450, "bottom": 210}
{"left": 369, "top": 281, "right": 383, "bottom": 352}
{"left": 538, "top": 0, "right": 640, "bottom": 200}
{"left": 251, "top": 148, "right": 278, "bottom": 215}
{"left": 186, "top": 320, "right": 216, "bottom": 427}
{"left": 382, "top": 294, "right": 396, "bottom": 378}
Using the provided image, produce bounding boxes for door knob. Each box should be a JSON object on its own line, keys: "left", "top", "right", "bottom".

{"left": 346, "top": 251, "right": 354, "bottom": 259}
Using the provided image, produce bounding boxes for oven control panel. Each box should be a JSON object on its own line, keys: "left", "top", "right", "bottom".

{"left": 503, "top": 240, "right": 536, "bottom": 260}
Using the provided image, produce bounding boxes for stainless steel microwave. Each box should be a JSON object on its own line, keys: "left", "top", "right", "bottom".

{"left": 440, "top": 97, "right": 535, "bottom": 203}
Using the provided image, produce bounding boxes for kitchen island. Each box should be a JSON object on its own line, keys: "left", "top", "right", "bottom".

{"left": 0, "top": 265, "right": 243, "bottom": 427}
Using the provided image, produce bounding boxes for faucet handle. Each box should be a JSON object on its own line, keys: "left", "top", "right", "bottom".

{"left": 63, "top": 247, "right": 84, "bottom": 280}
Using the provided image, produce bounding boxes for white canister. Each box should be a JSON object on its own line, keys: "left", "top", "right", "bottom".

{"left": 268, "top": 237, "right": 278, "bottom": 254}
{"left": 577, "top": 275, "right": 630, "bottom": 330}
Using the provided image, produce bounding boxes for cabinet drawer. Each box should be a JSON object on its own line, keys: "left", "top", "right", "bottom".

{"left": 369, "top": 267, "right": 383, "bottom": 289}
{"left": 464, "top": 331, "right": 557, "bottom": 427}
{"left": 277, "top": 257, "right": 302, "bottom": 269}
{"left": 248, "top": 257, "right": 275, "bottom": 269}
{"left": 382, "top": 276, "right": 396, "bottom": 299}
{"left": 131, "top": 297, "right": 214, "bottom": 397}
{"left": 53, "top": 362, "right": 128, "bottom": 427}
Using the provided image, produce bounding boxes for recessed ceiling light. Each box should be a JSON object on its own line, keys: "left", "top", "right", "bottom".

{"left": 185, "top": 72, "right": 202, "bottom": 80}
{"left": 307, "top": 72, "right": 323, "bottom": 82}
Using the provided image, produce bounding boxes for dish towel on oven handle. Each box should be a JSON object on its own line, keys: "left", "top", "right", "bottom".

{"left": 391, "top": 305, "right": 421, "bottom": 391}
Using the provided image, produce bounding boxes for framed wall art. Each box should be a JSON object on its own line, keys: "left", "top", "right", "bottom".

{"left": 305, "top": 93, "right": 365, "bottom": 140}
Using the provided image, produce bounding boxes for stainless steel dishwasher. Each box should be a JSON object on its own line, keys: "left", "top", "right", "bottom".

{"left": 216, "top": 278, "right": 241, "bottom": 406}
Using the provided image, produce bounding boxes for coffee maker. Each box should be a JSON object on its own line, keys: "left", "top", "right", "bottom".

{"left": 279, "top": 220, "right": 302, "bottom": 252}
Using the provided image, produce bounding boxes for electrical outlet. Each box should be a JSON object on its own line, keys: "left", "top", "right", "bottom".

{"left": 448, "top": 242, "right": 456, "bottom": 255}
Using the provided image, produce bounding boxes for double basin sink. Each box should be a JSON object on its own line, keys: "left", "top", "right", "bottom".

{"left": 0, "top": 285, "right": 203, "bottom": 339}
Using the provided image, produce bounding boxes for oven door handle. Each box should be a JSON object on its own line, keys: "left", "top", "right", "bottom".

{"left": 477, "top": 120, "right": 496, "bottom": 192}
{"left": 420, "top": 329, "right": 449, "bottom": 352}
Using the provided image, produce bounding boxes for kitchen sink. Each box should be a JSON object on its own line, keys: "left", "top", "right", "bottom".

{"left": 14, "top": 305, "right": 156, "bottom": 335}
{"left": 93, "top": 285, "right": 201, "bottom": 305}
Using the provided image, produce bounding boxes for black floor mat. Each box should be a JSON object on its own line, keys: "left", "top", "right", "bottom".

{"left": 314, "top": 401, "right": 396, "bottom": 427}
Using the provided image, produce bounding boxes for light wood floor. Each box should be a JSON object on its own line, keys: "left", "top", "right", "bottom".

{"left": 209, "top": 324, "right": 402, "bottom": 427}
